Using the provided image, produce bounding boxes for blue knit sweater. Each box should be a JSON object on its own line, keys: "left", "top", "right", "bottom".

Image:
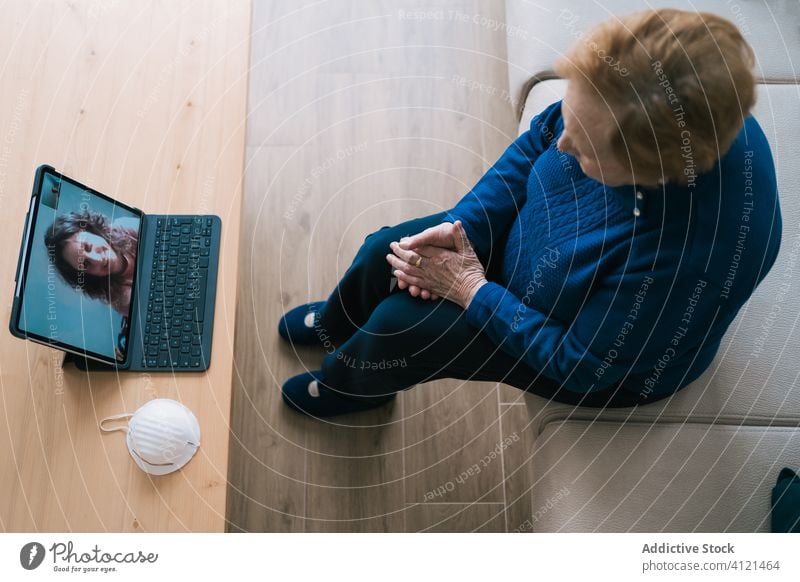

{"left": 446, "top": 100, "right": 782, "bottom": 401}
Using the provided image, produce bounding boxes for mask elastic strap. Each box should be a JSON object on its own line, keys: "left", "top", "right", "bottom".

{"left": 99, "top": 413, "right": 133, "bottom": 433}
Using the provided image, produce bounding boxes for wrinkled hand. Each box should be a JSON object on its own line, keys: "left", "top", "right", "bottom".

{"left": 386, "top": 220, "right": 487, "bottom": 309}
{"left": 399, "top": 221, "right": 461, "bottom": 250}
{"left": 393, "top": 222, "right": 462, "bottom": 300}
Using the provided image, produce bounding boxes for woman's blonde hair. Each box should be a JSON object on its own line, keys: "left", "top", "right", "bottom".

{"left": 554, "top": 9, "right": 756, "bottom": 186}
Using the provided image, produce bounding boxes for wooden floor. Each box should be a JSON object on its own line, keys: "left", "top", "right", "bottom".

{"left": 226, "top": 0, "right": 539, "bottom": 532}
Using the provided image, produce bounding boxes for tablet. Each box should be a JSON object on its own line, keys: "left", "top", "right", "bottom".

{"left": 10, "top": 166, "right": 143, "bottom": 365}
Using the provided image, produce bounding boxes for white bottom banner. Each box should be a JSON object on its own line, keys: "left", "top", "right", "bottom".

{"left": 1, "top": 533, "right": 798, "bottom": 580}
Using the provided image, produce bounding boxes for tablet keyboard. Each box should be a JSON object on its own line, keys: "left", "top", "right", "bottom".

{"left": 141, "top": 216, "right": 213, "bottom": 369}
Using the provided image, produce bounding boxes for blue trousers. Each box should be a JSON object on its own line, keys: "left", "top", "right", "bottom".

{"left": 318, "top": 211, "right": 640, "bottom": 408}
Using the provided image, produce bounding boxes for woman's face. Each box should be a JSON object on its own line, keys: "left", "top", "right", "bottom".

{"left": 556, "top": 83, "right": 638, "bottom": 187}
{"left": 62, "top": 231, "right": 122, "bottom": 277}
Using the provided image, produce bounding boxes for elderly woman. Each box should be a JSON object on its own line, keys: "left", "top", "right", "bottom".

{"left": 278, "top": 8, "right": 782, "bottom": 417}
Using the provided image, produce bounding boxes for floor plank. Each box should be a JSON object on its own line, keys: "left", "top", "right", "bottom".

{"left": 304, "top": 403, "right": 406, "bottom": 532}
{"left": 405, "top": 502, "right": 506, "bottom": 532}
{"left": 404, "top": 380, "right": 506, "bottom": 504}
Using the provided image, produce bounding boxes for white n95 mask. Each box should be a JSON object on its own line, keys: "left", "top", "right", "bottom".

{"left": 100, "top": 399, "right": 201, "bottom": 476}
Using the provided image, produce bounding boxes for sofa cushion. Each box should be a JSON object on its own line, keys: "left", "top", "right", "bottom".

{"left": 506, "top": 0, "right": 800, "bottom": 108}
{"left": 529, "top": 420, "right": 800, "bottom": 531}
{"left": 517, "top": 79, "right": 800, "bottom": 429}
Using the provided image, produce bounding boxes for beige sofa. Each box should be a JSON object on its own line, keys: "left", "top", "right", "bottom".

{"left": 506, "top": 0, "right": 800, "bottom": 531}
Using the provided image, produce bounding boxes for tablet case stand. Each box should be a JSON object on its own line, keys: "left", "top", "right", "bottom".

{"left": 61, "top": 351, "right": 127, "bottom": 372}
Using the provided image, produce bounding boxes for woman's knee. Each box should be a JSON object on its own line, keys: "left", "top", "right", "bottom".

{"left": 357, "top": 225, "right": 392, "bottom": 260}
{"left": 355, "top": 212, "right": 448, "bottom": 268}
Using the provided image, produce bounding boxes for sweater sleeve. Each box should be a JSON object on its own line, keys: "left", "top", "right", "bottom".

{"left": 443, "top": 100, "right": 562, "bottom": 260}
{"left": 465, "top": 267, "right": 724, "bottom": 393}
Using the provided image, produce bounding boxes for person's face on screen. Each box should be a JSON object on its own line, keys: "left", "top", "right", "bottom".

{"left": 61, "top": 231, "right": 123, "bottom": 277}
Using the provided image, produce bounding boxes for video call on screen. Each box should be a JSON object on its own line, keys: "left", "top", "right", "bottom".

{"left": 21, "top": 172, "right": 141, "bottom": 361}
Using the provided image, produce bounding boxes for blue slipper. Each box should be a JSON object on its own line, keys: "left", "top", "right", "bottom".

{"left": 281, "top": 371, "right": 396, "bottom": 417}
{"left": 277, "top": 301, "right": 327, "bottom": 346}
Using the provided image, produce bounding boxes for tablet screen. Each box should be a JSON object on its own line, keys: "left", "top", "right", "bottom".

{"left": 17, "top": 169, "right": 142, "bottom": 363}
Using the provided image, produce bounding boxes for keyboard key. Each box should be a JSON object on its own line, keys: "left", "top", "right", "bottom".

{"left": 196, "top": 270, "right": 208, "bottom": 321}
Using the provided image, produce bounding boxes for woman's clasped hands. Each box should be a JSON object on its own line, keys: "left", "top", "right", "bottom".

{"left": 386, "top": 220, "right": 487, "bottom": 309}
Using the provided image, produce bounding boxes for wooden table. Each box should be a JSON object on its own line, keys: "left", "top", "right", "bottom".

{"left": 0, "top": 0, "right": 249, "bottom": 532}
